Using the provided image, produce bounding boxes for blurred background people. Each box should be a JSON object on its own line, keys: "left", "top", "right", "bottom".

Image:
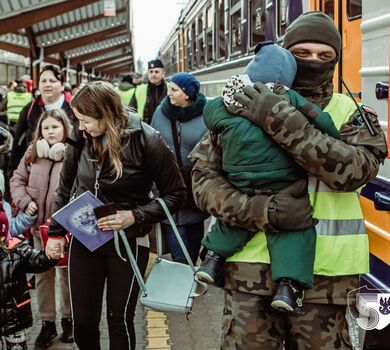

{"left": 8, "top": 65, "right": 75, "bottom": 177}
{"left": 0, "top": 79, "right": 32, "bottom": 127}
{"left": 130, "top": 59, "right": 167, "bottom": 124}
{"left": 115, "top": 74, "right": 135, "bottom": 107}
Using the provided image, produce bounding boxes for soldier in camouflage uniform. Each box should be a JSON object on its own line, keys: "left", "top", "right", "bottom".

{"left": 189, "top": 12, "right": 388, "bottom": 350}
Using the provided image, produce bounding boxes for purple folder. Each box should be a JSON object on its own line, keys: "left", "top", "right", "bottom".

{"left": 52, "top": 191, "right": 114, "bottom": 251}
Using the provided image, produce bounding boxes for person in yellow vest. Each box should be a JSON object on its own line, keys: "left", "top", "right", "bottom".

{"left": 189, "top": 12, "right": 388, "bottom": 349}
{"left": 115, "top": 74, "right": 135, "bottom": 107}
{"left": 129, "top": 59, "right": 168, "bottom": 124}
{"left": 0, "top": 80, "right": 31, "bottom": 127}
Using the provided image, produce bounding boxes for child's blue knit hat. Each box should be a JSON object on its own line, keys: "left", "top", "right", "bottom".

{"left": 244, "top": 41, "right": 297, "bottom": 88}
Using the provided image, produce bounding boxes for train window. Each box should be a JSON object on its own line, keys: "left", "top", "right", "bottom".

{"left": 191, "top": 21, "right": 197, "bottom": 68}
{"left": 7, "top": 65, "right": 16, "bottom": 81}
{"left": 347, "top": 0, "right": 362, "bottom": 20}
{"left": 216, "top": 0, "right": 226, "bottom": 60}
{"left": 185, "top": 27, "right": 192, "bottom": 71}
{"left": 249, "top": 0, "right": 265, "bottom": 48}
{"left": 276, "top": 0, "right": 289, "bottom": 37}
{"left": 0, "top": 64, "right": 6, "bottom": 84}
{"left": 230, "top": 0, "right": 242, "bottom": 55}
{"left": 206, "top": 6, "right": 214, "bottom": 63}
{"left": 197, "top": 14, "right": 205, "bottom": 67}
{"left": 319, "top": 0, "right": 334, "bottom": 19}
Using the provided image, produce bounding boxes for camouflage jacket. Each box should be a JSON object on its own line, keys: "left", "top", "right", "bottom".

{"left": 189, "top": 94, "right": 387, "bottom": 304}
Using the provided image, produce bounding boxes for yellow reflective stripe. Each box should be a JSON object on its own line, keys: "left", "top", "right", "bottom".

{"left": 315, "top": 219, "right": 366, "bottom": 236}
{"left": 309, "top": 192, "right": 363, "bottom": 220}
{"left": 135, "top": 84, "right": 147, "bottom": 118}
{"left": 314, "top": 234, "right": 369, "bottom": 275}
{"left": 227, "top": 231, "right": 270, "bottom": 263}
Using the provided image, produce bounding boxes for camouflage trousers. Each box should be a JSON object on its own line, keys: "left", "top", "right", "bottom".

{"left": 221, "top": 290, "right": 351, "bottom": 350}
{"left": 221, "top": 262, "right": 358, "bottom": 350}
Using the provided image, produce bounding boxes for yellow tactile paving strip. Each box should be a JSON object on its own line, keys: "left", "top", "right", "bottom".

{"left": 145, "top": 253, "right": 172, "bottom": 350}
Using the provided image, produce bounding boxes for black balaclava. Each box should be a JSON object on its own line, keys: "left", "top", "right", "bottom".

{"left": 283, "top": 11, "right": 341, "bottom": 108}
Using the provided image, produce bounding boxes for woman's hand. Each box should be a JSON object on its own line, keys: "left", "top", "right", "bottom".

{"left": 96, "top": 210, "right": 135, "bottom": 231}
{"left": 45, "top": 237, "right": 67, "bottom": 259}
{"left": 25, "top": 201, "right": 38, "bottom": 216}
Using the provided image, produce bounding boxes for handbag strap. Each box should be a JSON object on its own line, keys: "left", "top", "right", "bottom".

{"left": 170, "top": 119, "right": 183, "bottom": 168}
{"left": 154, "top": 198, "right": 196, "bottom": 273}
{"left": 114, "top": 230, "right": 148, "bottom": 295}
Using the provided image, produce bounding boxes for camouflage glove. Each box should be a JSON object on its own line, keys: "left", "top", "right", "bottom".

{"left": 267, "top": 179, "right": 318, "bottom": 232}
{"left": 227, "top": 81, "right": 287, "bottom": 127}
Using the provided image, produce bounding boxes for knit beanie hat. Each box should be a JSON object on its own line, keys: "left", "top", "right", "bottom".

{"left": 283, "top": 11, "right": 341, "bottom": 58}
{"left": 170, "top": 73, "right": 200, "bottom": 100}
{"left": 244, "top": 41, "right": 297, "bottom": 88}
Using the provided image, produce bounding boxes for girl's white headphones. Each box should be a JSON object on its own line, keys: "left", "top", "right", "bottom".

{"left": 36, "top": 139, "right": 66, "bottom": 161}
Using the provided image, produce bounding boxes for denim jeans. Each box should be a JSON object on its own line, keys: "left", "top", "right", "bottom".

{"left": 164, "top": 222, "right": 204, "bottom": 265}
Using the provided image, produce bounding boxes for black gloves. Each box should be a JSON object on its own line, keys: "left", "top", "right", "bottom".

{"left": 267, "top": 179, "right": 318, "bottom": 232}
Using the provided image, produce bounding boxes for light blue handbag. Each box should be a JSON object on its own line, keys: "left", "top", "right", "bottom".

{"left": 115, "top": 198, "right": 207, "bottom": 316}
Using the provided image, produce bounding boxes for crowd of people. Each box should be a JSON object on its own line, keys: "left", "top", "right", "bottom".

{"left": 0, "top": 10, "right": 387, "bottom": 350}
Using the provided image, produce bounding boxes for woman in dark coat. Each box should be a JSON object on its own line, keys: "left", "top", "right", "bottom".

{"left": 45, "top": 81, "right": 186, "bottom": 350}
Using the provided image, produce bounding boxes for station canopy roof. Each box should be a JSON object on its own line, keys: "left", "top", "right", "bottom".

{"left": 0, "top": 0, "right": 134, "bottom": 76}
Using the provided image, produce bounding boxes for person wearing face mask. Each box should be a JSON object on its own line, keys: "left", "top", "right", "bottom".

{"left": 129, "top": 59, "right": 168, "bottom": 124}
{"left": 151, "top": 73, "right": 208, "bottom": 265}
{"left": 189, "top": 11, "right": 387, "bottom": 349}
{"left": 8, "top": 65, "right": 75, "bottom": 177}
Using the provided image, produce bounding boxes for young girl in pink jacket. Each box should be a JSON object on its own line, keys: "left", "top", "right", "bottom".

{"left": 10, "top": 109, "right": 73, "bottom": 348}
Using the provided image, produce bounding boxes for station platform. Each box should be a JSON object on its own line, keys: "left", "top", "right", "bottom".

{"left": 27, "top": 253, "right": 224, "bottom": 350}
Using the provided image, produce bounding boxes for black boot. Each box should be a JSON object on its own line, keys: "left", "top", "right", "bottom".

{"left": 60, "top": 317, "right": 74, "bottom": 343}
{"left": 194, "top": 250, "right": 225, "bottom": 287}
{"left": 35, "top": 320, "right": 57, "bottom": 348}
{"left": 271, "top": 278, "right": 305, "bottom": 313}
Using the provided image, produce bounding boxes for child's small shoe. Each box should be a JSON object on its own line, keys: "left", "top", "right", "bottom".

{"left": 195, "top": 250, "right": 225, "bottom": 287}
{"left": 271, "top": 278, "right": 304, "bottom": 313}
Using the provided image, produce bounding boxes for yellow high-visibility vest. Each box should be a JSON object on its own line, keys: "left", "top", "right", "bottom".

{"left": 7, "top": 91, "right": 32, "bottom": 121}
{"left": 227, "top": 93, "right": 369, "bottom": 276}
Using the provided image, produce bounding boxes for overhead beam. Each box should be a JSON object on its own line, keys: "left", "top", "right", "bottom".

{"left": 98, "top": 62, "right": 132, "bottom": 75}
{"left": 102, "top": 67, "right": 130, "bottom": 77}
{"left": 0, "top": 42, "right": 29, "bottom": 56}
{"left": 85, "top": 53, "right": 131, "bottom": 70}
{"left": 35, "top": 8, "right": 127, "bottom": 37}
{"left": 44, "top": 25, "right": 127, "bottom": 56}
{"left": 70, "top": 42, "right": 129, "bottom": 64}
{"left": 95, "top": 57, "right": 132, "bottom": 70}
{"left": 0, "top": 0, "right": 99, "bottom": 35}
{"left": 44, "top": 57, "right": 61, "bottom": 65}
{"left": 25, "top": 26, "right": 38, "bottom": 59}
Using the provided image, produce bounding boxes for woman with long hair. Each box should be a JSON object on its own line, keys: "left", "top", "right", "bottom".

{"left": 45, "top": 81, "right": 186, "bottom": 350}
